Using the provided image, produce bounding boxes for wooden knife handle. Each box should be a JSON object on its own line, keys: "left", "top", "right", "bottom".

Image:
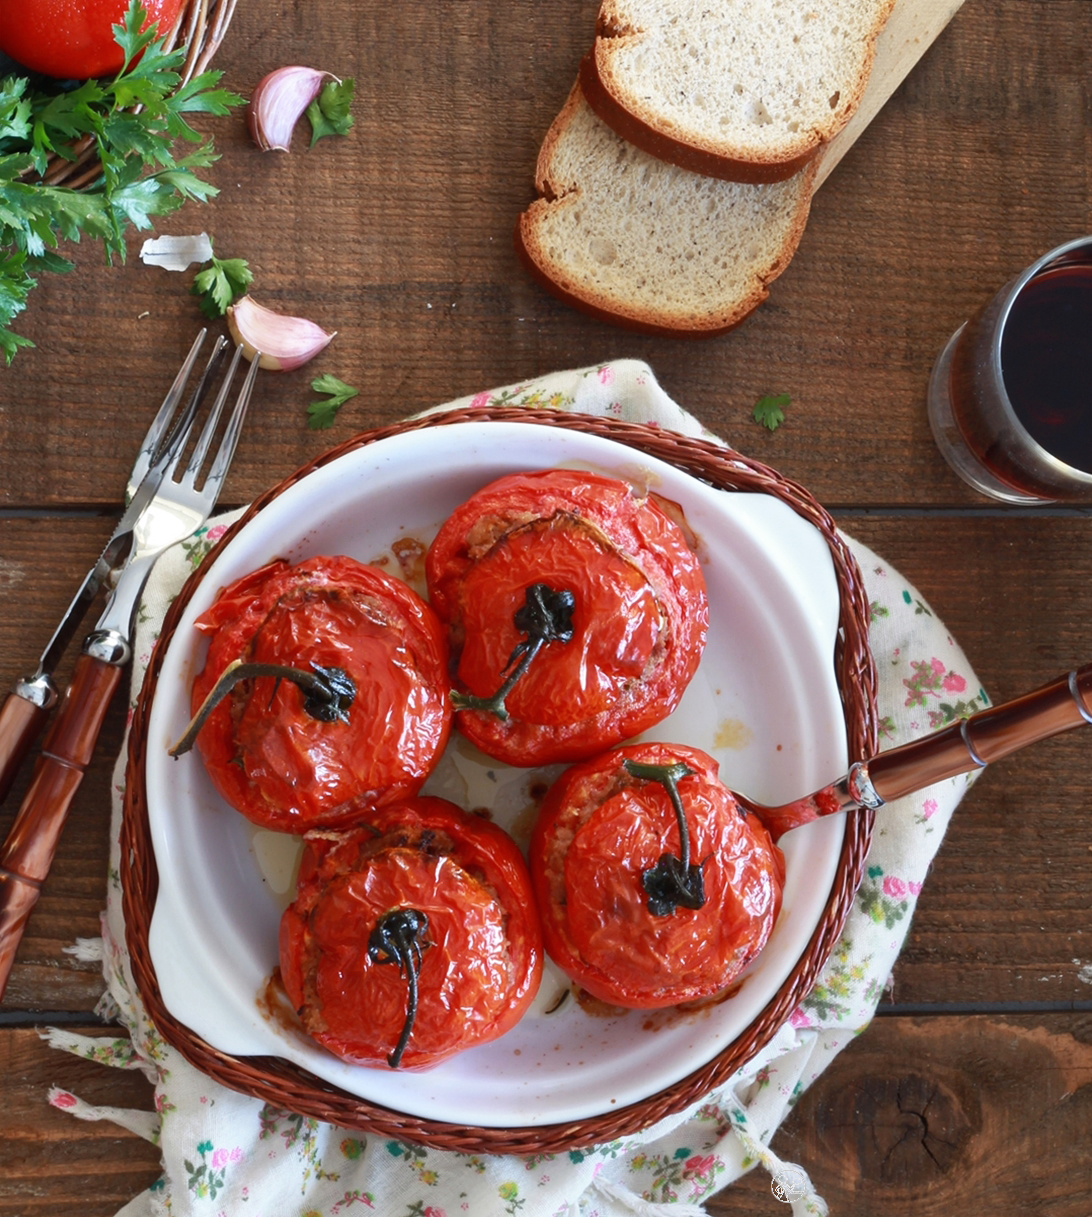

{"left": 0, "top": 654, "right": 122, "bottom": 1000}
{"left": 0, "top": 691, "right": 51, "bottom": 807}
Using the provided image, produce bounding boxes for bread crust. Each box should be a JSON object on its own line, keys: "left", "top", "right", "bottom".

{"left": 587, "top": 0, "right": 897, "bottom": 182}
{"left": 514, "top": 83, "right": 817, "bottom": 337}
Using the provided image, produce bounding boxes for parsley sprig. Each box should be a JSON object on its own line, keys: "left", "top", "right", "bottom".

{"left": 306, "top": 78, "right": 355, "bottom": 146}
{"left": 308, "top": 374, "right": 359, "bottom": 429}
{"left": 752, "top": 392, "right": 790, "bottom": 432}
{"left": 191, "top": 249, "right": 253, "bottom": 317}
{"left": 0, "top": 1, "right": 243, "bottom": 363}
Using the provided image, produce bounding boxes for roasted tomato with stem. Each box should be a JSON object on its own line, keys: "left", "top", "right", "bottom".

{"left": 425, "top": 469, "right": 709, "bottom": 767}
{"left": 172, "top": 555, "right": 452, "bottom": 833}
{"left": 529, "top": 742, "right": 785, "bottom": 1009}
{"left": 0, "top": 0, "right": 184, "bottom": 80}
{"left": 279, "top": 796, "right": 543, "bottom": 1070}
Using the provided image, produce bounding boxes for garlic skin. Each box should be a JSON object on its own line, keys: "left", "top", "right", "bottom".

{"left": 227, "top": 296, "right": 335, "bottom": 371}
{"left": 247, "top": 66, "right": 329, "bottom": 152}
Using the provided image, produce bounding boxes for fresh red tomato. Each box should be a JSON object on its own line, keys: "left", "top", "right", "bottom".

{"left": 529, "top": 742, "right": 785, "bottom": 1009}
{"left": 279, "top": 796, "right": 543, "bottom": 1070}
{"left": 188, "top": 555, "right": 452, "bottom": 834}
{"left": 0, "top": 0, "right": 184, "bottom": 79}
{"left": 425, "top": 469, "right": 708, "bottom": 767}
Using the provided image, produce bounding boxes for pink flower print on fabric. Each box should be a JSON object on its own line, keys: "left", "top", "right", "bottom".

{"left": 469, "top": 391, "right": 491, "bottom": 409}
{"left": 883, "top": 875, "right": 908, "bottom": 899}
{"left": 789, "top": 1007, "right": 811, "bottom": 1028}
{"left": 50, "top": 1090, "right": 77, "bottom": 1110}
{"left": 597, "top": 366, "right": 615, "bottom": 385}
{"left": 210, "top": 1147, "right": 242, "bottom": 1170}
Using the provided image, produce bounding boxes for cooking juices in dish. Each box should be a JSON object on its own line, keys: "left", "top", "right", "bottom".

{"left": 425, "top": 468, "right": 709, "bottom": 766}
{"left": 529, "top": 742, "right": 785, "bottom": 1009}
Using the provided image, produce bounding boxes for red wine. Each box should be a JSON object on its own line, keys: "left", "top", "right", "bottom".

{"left": 1000, "top": 263, "right": 1092, "bottom": 473}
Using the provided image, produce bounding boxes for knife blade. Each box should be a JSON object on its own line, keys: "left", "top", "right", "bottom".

{"left": 0, "top": 330, "right": 225, "bottom": 806}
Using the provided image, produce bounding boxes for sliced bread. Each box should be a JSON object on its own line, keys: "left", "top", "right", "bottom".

{"left": 582, "top": 0, "right": 897, "bottom": 183}
{"left": 515, "top": 84, "right": 817, "bottom": 337}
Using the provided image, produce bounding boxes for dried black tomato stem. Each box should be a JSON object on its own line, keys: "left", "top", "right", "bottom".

{"left": 168, "top": 657, "right": 357, "bottom": 757}
{"left": 452, "top": 582, "right": 575, "bottom": 721}
{"left": 368, "top": 908, "right": 431, "bottom": 1068}
{"left": 622, "top": 758, "right": 707, "bottom": 916}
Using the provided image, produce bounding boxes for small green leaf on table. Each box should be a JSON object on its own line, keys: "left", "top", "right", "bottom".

{"left": 753, "top": 393, "right": 790, "bottom": 432}
{"left": 306, "top": 78, "right": 355, "bottom": 146}
{"left": 309, "top": 374, "right": 359, "bottom": 429}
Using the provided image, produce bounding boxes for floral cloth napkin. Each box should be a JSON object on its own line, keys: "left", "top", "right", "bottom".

{"left": 47, "top": 360, "right": 986, "bottom": 1217}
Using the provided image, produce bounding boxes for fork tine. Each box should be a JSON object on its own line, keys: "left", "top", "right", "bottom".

{"left": 153, "top": 336, "right": 229, "bottom": 481}
{"left": 126, "top": 329, "right": 208, "bottom": 501}
{"left": 183, "top": 344, "right": 243, "bottom": 485}
{"left": 199, "top": 348, "right": 260, "bottom": 502}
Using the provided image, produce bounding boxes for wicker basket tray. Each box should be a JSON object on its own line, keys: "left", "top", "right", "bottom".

{"left": 36, "top": 0, "right": 238, "bottom": 190}
{"left": 121, "top": 407, "right": 879, "bottom": 1155}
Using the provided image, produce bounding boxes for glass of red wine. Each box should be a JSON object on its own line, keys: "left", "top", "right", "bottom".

{"left": 927, "top": 235, "right": 1092, "bottom": 503}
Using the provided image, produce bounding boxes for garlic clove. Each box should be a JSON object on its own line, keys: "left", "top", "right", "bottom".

{"left": 227, "top": 296, "right": 335, "bottom": 371}
{"left": 247, "top": 66, "right": 329, "bottom": 152}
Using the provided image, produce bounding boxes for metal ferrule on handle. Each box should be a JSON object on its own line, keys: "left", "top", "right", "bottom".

{"left": 0, "top": 675, "right": 59, "bottom": 807}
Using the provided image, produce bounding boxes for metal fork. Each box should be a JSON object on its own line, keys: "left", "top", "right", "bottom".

{"left": 0, "top": 343, "right": 260, "bottom": 999}
{"left": 87, "top": 343, "right": 259, "bottom": 669}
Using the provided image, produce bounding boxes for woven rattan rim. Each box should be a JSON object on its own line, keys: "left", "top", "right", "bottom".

{"left": 33, "top": 0, "right": 238, "bottom": 190}
{"left": 121, "top": 408, "right": 879, "bottom": 1155}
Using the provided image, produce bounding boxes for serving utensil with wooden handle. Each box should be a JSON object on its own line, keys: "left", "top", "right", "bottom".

{"left": 0, "top": 341, "right": 260, "bottom": 999}
{"left": 741, "top": 665, "right": 1092, "bottom": 841}
{"left": 0, "top": 330, "right": 218, "bottom": 807}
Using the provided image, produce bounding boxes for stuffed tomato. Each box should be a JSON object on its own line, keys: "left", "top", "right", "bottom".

{"left": 183, "top": 555, "right": 451, "bottom": 832}
{"left": 529, "top": 742, "right": 785, "bottom": 1009}
{"left": 279, "top": 796, "right": 543, "bottom": 1069}
{"left": 425, "top": 468, "right": 708, "bottom": 766}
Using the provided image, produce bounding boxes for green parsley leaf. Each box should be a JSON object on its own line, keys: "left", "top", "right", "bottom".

{"left": 191, "top": 252, "right": 253, "bottom": 319}
{"left": 306, "top": 78, "right": 355, "bottom": 146}
{"left": 0, "top": 0, "right": 244, "bottom": 363}
{"left": 308, "top": 374, "right": 359, "bottom": 430}
{"left": 752, "top": 392, "right": 790, "bottom": 432}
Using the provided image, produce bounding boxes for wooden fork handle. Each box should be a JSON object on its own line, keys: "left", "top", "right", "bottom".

{"left": 0, "top": 654, "right": 122, "bottom": 1000}
{"left": 0, "top": 690, "right": 51, "bottom": 807}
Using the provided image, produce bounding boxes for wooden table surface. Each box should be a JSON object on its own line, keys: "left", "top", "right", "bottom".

{"left": 2, "top": 1, "right": 1091, "bottom": 1213}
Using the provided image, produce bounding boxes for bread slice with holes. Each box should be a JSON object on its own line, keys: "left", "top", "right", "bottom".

{"left": 514, "top": 84, "right": 817, "bottom": 336}
{"left": 581, "top": 0, "right": 897, "bottom": 183}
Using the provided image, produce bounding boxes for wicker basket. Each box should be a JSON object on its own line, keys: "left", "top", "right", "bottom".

{"left": 122, "top": 408, "right": 879, "bottom": 1155}
{"left": 37, "top": 0, "right": 238, "bottom": 191}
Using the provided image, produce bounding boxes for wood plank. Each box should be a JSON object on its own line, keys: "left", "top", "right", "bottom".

{"left": 0, "top": 1027, "right": 161, "bottom": 1217}
{"left": 2, "top": 1015, "right": 1089, "bottom": 1215}
{"left": 843, "top": 514, "right": 1092, "bottom": 1006}
{"left": 709, "top": 1013, "right": 1092, "bottom": 1215}
{"left": 0, "top": 2, "right": 1088, "bottom": 510}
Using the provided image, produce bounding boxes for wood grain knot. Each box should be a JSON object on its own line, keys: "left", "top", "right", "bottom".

{"left": 816, "top": 1070, "right": 975, "bottom": 1185}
